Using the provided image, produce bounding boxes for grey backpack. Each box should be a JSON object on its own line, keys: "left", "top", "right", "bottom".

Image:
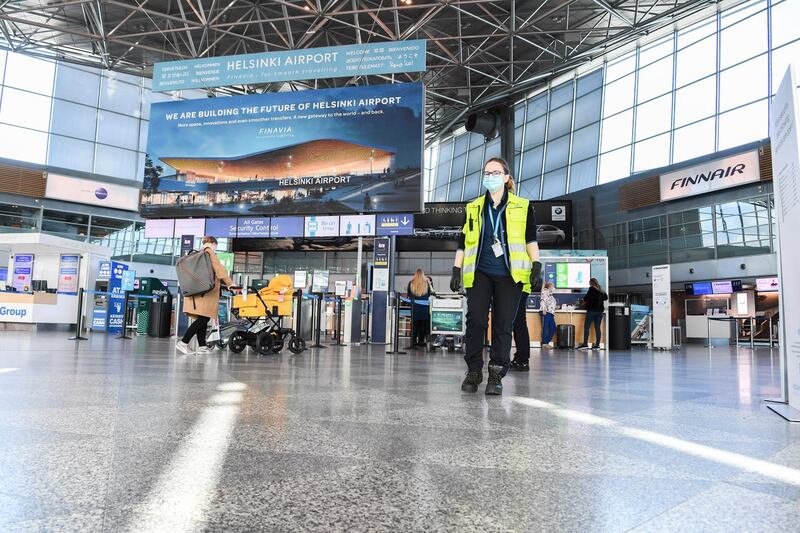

{"left": 176, "top": 249, "right": 216, "bottom": 297}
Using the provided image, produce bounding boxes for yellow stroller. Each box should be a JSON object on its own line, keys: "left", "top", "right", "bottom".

{"left": 228, "top": 275, "right": 306, "bottom": 355}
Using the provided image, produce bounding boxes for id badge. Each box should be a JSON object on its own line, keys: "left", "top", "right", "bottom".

{"left": 491, "top": 240, "right": 504, "bottom": 257}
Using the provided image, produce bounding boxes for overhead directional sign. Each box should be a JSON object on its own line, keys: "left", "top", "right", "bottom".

{"left": 153, "top": 40, "right": 427, "bottom": 92}
{"left": 340, "top": 215, "right": 375, "bottom": 236}
{"left": 376, "top": 214, "right": 414, "bottom": 236}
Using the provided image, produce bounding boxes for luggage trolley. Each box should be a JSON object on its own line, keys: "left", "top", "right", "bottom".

{"left": 428, "top": 293, "right": 466, "bottom": 352}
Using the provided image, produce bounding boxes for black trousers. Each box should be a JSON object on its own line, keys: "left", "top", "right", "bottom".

{"left": 513, "top": 292, "right": 530, "bottom": 362}
{"left": 464, "top": 270, "right": 523, "bottom": 374}
{"left": 182, "top": 315, "right": 210, "bottom": 346}
{"left": 413, "top": 319, "right": 429, "bottom": 345}
{"left": 583, "top": 311, "right": 603, "bottom": 345}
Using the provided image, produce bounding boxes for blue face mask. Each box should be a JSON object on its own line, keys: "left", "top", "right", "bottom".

{"left": 482, "top": 175, "right": 505, "bottom": 192}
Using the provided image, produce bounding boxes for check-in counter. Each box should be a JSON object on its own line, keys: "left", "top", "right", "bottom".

{"left": 489, "top": 308, "right": 606, "bottom": 347}
{"left": 0, "top": 291, "right": 79, "bottom": 326}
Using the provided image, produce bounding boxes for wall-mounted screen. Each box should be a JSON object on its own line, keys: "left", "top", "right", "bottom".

{"left": 692, "top": 282, "right": 713, "bottom": 295}
{"left": 712, "top": 281, "right": 733, "bottom": 294}
{"left": 756, "top": 277, "right": 779, "bottom": 292}
{"left": 554, "top": 263, "right": 590, "bottom": 289}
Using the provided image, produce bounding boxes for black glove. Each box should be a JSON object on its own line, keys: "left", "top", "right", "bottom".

{"left": 450, "top": 266, "right": 462, "bottom": 293}
{"left": 530, "top": 261, "right": 543, "bottom": 293}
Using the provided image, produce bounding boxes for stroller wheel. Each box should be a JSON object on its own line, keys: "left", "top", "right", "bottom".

{"left": 256, "top": 331, "right": 273, "bottom": 356}
{"left": 271, "top": 335, "right": 284, "bottom": 353}
{"left": 288, "top": 336, "right": 306, "bottom": 354}
{"left": 229, "top": 331, "right": 248, "bottom": 353}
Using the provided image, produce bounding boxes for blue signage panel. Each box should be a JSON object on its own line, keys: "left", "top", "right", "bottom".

{"left": 92, "top": 307, "right": 107, "bottom": 331}
{"left": 97, "top": 261, "right": 112, "bottom": 281}
{"left": 376, "top": 214, "right": 414, "bottom": 236}
{"left": 107, "top": 261, "right": 129, "bottom": 334}
{"left": 153, "top": 40, "right": 427, "bottom": 92}
{"left": 121, "top": 270, "right": 136, "bottom": 292}
{"left": 236, "top": 217, "right": 271, "bottom": 238}
{"left": 270, "top": 217, "right": 304, "bottom": 238}
{"left": 204, "top": 217, "right": 238, "bottom": 238}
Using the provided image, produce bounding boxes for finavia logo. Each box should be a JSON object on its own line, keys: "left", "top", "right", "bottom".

{"left": 0, "top": 306, "right": 27, "bottom": 318}
{"left": 95, "top": 187, "right": 108, "bottom": 199}
{"left": 670, "top": 163, "right": 746, "bottom": 190}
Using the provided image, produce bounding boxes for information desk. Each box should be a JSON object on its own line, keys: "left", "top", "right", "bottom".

{"left": 488, "top": 309, "right": 606, "bottom": 348}
{"left": 0, "top": 291, "right": 79, "bottom": 324}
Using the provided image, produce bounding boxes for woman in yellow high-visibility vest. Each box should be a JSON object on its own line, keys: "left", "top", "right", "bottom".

{"left": 451, "top": 157, "right": 542, "bottom": 395}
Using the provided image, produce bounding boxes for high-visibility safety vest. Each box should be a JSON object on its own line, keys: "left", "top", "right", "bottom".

{"left": 462, "top": 192, "right": 533, "bottom": 293}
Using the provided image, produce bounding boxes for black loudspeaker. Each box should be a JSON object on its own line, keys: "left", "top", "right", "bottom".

{"left": 465, "top": 112, "right": 499, "bottom": 137}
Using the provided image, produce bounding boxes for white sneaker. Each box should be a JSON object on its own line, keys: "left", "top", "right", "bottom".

{"left": 176, "top": 341, "right": 193, "bottom": 354}
{"left": 196, "top": 346, "right": 213, "bottom": 354}
{"left": 547, "top": 342, "right": 555, "bottom": 348}
{"left": 542, "top": 343, "right": 552, "bottom": 349}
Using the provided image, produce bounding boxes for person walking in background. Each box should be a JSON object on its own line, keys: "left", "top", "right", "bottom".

{"left": 451, "top": 157, "right": 541, "bottom": 395}
{"left": 176, "top": 236, "right": 233, "bottom": 355}
{"left": 539, "top": 282, "right": 558, "bottom": 349}
{"left": 577, "top": 277, "right": 607, "bottom": 350}
{"left": 407, "top": 269, "right": 432, "bottom": 348}
{"left": 510, "top": 292, "right": 531, "bottom": 372}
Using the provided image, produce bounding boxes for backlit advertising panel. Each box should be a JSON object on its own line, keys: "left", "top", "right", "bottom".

{"left": 304, "top": 216, "right": 339, "bottom": 237}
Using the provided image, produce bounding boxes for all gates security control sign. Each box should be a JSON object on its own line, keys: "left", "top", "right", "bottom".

{"left": 153, "top": 40, "right": 426, "bottom": 92}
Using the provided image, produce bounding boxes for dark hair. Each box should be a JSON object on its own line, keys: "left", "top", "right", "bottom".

{"left": 590, "top": 278, "right": 602, "bottom": 291}
{"left": 202, "top": 236, "right": 218, "bottom": 245}
{"left": 484, "top": 157, "right": 515, "bottom": 193}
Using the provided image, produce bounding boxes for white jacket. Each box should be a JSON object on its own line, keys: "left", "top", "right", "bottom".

{"left": 540, "top": 287, "right": 557, "bottom": 314}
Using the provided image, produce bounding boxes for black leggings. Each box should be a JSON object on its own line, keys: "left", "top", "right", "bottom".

{"left": 182, "top": 316, "right": 210, "bottom": 346}
{"left": 583, "top": 311, "right": 603, "bottom": 345}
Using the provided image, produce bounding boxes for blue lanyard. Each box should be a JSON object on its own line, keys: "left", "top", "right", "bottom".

{"left": 487, "top": 203, "right": 507, "bottom": 242}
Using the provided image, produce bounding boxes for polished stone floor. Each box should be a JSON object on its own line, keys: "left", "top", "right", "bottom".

{"left": 1, "top": 332, "right": 800, "bottom": 532}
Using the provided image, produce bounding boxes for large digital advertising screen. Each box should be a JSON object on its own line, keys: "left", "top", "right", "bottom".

{"left": 140, "top": 82, "right": 423, "bottom": 217}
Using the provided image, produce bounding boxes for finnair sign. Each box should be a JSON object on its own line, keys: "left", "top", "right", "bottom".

{"left": 660, "top": 150, "right": 761, "bottom": 201}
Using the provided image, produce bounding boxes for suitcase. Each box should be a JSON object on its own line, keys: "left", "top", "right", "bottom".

{"left": 557, "top": 324, "right": 575, "bottom": 349}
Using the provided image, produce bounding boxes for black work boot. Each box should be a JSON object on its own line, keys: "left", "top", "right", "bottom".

{"left": 461, "top": 371, "right": 483, "bottom": 393}
{"left": 510, "top": 359, "right": 530, "bottom": 372}
{"left": 485, "top": 365, "right": 503, "bottom": 395}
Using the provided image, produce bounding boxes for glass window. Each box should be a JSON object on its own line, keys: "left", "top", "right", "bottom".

{"left": 514, "top": 125, "right": 524, "bottom": 153}
{"left": 100, "top": 77, "right": 142, "bottom": 117}
{"left": 466, "top": 144, "right": 485, "bottom": 175}
{"left": 50, "top": 99, "right": 97, "bottom": 141}
{"left": 550, "top": 82, "right": 573, "bottom": 109}
{"left": 718, "top": 99, "right": 768, "bottom": 150}
{"left": 97, "top": 111, "right": 140, "bottom": 151}
{"left": 639, "top": 36, "right": 673, "bottom": 67}
{"left": 606, "top": 52, "right": 636, "bottom": 82}
{"left": 547, "top": 104, "right": 573, "bottom": 140}
{"left": 0, "top": 203, "right": 39, "bottom": 233}
{"left": 568, "top": 157, "right": 598, "bottom": 192}
{"left": 599, "top": 145, "right": 631, "bottom": 184}
{"left": 434, "top": 186, "right": 447, "bottom": 202}
{"left": 603, "top": 73, "right": 635, "bottom": 117}
{"left": 0, "top": 88, "right": 52, "bottom": 131}
{"left": 719, "top": 55, "right": 768, "bottom": 112}
{"left": 95, "top": 145, "right": 138, "bottom": 181}
{"left": 4, "top": 52, "right": 55, "bottom": 95}
{"left": 453, "top": 134, "right": 469, "bottom": 157}
{"left": 772, "top": 0, "right": 800, "bottom": 48}
{"left": 518, "top": 177, "right": 541, "bottom": 200}
{"left": 463, "top": 172, "right": 481, "bottom": 200}
{"left": 524, "top": 115, "right": 547, "bottom": 149}
{"left": 577, "top": 69, "right": 603, "bottom": 97}
{"left": 715, "top": 197, "right": 772, "bottom": 257}
{"left": 450, "top": 154, "right": 466, "bottom": 181}
{"left": 42, "top": 210, "right": 89, "bottom": 241}
{"left": 571, "top": 124, "right": 600, "bottom": 163}
{"left": 675, "top": 36, "right": 716, "bottom": 87}
{"left": 526, "top": 94, "right": 548, "bottom": 119}
{"left": 601, "top": 109, "right": 633, "bottom": 152}
{"left": 722, "top": 0, "right": 767, "bottom": 28}
{"left": 771, "top": 40, "right": 800, "bottom": 93}
{"left": 542, "top": 168, "right": 567, "bottom": 199}
{"left": 0, "top": 124, "right": 47, "bottom": 164}
{"left": 673, "top": 118, "right": 715, "bottom": 164}
{"left": 674, "top": 77, "right": 716, "bottom": 128}
{"left": 635, "top": 94, "right": 672, "bottom": 141}
{"left": 447, "top": 179, "right": 463, "bottom": 201}
{"left": 0, "top": 49, "right": 5, "bottom": 85}
{"left": 574, "top": 89, "right": 602, "bottom": 130}
{"left": 677, "top": 18, "right": 716, "bottom": 49}
{"left": 48, "top": 135, "right": 95, "bottom": 172}
{"left": 520, "top": 145, "right": 544, "bottom": 181}
{"left": 634, "top": 133, "right": 671, "bottom": 172}
{"left": 485, "top": 137, "right": 501, "bottom": 159}
{"left": 514, "top": 103, "right": 526, "bottom": 125}
{"left": 544, "top": 135, "right": 570, "bottom": 172}
{"left": 720, "top": 9, "right": 768, "bottom": 69}
{"left": 637, "top": 55, "right": 674, "bottom": 103}
{"left": 54, "top": 64, "right": 100, "bottom": 106}
{"left": 139, "top": 124, "right": 149, "bottom": 152}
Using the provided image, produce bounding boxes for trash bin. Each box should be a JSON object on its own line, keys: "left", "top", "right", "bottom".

{"left": 557, "top": 324, "right": 575, "bottom": 349}
{"left": 148, "top": 294, "right": 172, "bottom": 338}
{"left": 609, "top": 303, "right": 631, "bottom": 350}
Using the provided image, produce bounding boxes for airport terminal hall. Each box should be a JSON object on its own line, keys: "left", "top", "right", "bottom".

{"left": 4, "top": 0, "right": 800, "bottom": 531}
